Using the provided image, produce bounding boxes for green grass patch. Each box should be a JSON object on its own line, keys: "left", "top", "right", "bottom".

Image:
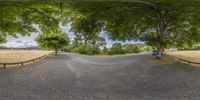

{"left": 149, "top": 55, "right": 177, "bottom": 64}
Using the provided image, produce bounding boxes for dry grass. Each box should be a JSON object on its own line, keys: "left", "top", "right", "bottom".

{"left": 166, "top": 51, "right": 200, "bottom": 62}
{"left": 166, "top": 50, "right": 200, "bottom": 66}
{"left": 0, "top": 50, "right": 53, "bottom": 63}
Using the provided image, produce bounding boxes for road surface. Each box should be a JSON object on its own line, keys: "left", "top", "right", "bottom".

{"left": 1, "top": 53, "right": 200, "bottom": 100}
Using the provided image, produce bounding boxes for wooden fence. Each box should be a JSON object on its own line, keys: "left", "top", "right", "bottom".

{"left": 0, "top": 54, "right": 50, "bottom": 68}
{"left": 179, "top": 58, "right": 200, "bottom": 65}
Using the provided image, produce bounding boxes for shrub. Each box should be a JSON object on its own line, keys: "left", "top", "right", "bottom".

{"left": 125, "top": 44, "right": 141, "bottom": 53}
{"left": 72, "top": 44, "right": 100, "bottom": 55}
{"left": 109, "top": 43, "right": 125, "bottom": 55}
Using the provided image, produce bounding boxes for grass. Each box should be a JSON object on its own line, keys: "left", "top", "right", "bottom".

{"left": 149, "top": 55, "right": 176, "bottom": 64}
{"left": 0, "top": 50, "right": 53, "bottom": 63}
{"left": 166, "top": 51, "right": 200, "bottom": 63}
{"left": 149, "top": 50, "right": 200, "bottom": 67}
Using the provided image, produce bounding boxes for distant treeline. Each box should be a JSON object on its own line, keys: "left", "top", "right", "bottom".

{"left": 0, "top": 46, "right": 38, "bottom": 50}
{"left": 61, "top": 43, "right": 153, "bottom": 55}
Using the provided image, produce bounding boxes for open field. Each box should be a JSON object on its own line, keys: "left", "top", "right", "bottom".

{"left": 0, "top": 50, "right": 53, "bottom": 63}
{"left": 166, "top": 51, "right": 200, "bottom": 63}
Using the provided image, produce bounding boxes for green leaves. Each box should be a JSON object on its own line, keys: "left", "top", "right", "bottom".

{"left": 36, "top": 29, "right": 70, "bottom": 53}
{"left": 1, "top": 0, "right": 200, "bottom": 51}
{"left": 66, "top": 0, "right": 200, "bottom": 50}
{"left": 0, "top": 1, "right": 61, "bottom": 42}
{"left": 109, "top": 43, "right": 125, "bottom": 55}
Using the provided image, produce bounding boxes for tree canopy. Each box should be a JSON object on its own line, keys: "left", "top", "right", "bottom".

{"left": 1, "top": 1, "right": 61, "bottom": 43}
{"left": 1, "top": 0, "right": 200, "bottom": 57}
{"left": 36, "top": 29, "right": 70, "bottom": 55}
{"left": 65, "top": 0, "right": 200, "bottom": 57}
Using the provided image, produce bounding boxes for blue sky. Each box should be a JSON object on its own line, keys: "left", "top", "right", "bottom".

{"left": 2, "top": 24, "right": 143, "bottom": 48}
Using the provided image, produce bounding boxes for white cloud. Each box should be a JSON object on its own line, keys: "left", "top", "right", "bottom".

{"left": 2, "top": 40, "right": 37, "bottom": 48}
{"left": 60, "top": 23, "right": 75, "bottom": 41}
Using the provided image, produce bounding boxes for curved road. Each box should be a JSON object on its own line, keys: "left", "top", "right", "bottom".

{"left": 1, "top": 53, "right": 200, "bottom": 100}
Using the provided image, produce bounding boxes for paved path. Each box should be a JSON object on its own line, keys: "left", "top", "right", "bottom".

{"left": 1, "top": 53, "right": 200, "bottom": 100}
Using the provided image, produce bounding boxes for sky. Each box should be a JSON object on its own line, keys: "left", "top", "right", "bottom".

{"left": 2, "top": 24, "right": 144, "bottom": 48}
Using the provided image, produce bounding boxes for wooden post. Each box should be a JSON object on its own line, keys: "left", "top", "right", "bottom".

{"left": 21, "top": 62, "right": 24, "bottom": 67}
{"left": 3, "top": 64, "right": 6, "bottom": 68}
{"left": 188, "top": 61, "right": 190, "bottom": 65}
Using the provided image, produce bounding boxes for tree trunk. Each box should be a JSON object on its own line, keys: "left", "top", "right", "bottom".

{"left": 155, "top": 42, "right": 163, "bottom": 59}
{"left": 55, "top": 47, "right": 58, "bottom": 55}
{"left": 156, "top": 48, "right": 162, "bottom": 59}
{"left": 155, "top": 10, "right": 167, "bottom": 59}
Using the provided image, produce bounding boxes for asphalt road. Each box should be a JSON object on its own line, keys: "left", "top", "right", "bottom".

{"left": 1, "top": 53, "right": 200, "bottom": 100}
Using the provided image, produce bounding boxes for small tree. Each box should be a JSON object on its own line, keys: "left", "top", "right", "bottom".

{"left": 36, "top": 30, "right": 70, "bottom": 55}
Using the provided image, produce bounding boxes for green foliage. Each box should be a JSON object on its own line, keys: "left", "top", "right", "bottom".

{"left": 125, "top": 44, "right": 141, "bottom": 53}
{"left": 109, "top": 43, "right": 125, "bottom": 55}
{"left": 1, "top": 0, "right": 200, "bottom": 58}
{"left": 61, "top": 45, "right": 73, "bottom": 52}
{"left": 101, "top": 46, "right": 109, "bottom": 55}
{"left": 36, "top": 30, "right": 70, "bottom": 55}
{"left": 177, "top": 45, "right": 200, "bottom": 50}
{"left": 124, "top": 44, "right": 152, "bottom": 53}
{"left": 71, "top": 43, "right": 100, "bottom": 55}
{"left": 0, "top": 1, "right": 61, "bottom": 43}
{"left": 66, "top": 0, "right": 200, "bottom": 57}
{"left": 141, "top": 45, "right": 153, "bottom": 52}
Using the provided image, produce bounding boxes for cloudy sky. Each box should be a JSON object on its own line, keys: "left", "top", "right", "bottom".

{"left": 2, "top": 24, "right": 143, "bottom": 48}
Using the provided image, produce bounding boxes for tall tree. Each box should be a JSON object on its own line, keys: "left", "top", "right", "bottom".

{"left": 0, "top": 1, "right": 61, "bottom": 43}
{"left": 66, "top": 0, "right": 200, "bottom": 58}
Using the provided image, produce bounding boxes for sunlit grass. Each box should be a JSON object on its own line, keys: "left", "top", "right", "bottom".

{"left": 166, "top": 51, "right": 200, "bottom": 63}
{"left": 149, "top": 56, "right": 176, "bottom": 64}
{"left": 0, "top": 50, "right": 53, "bottom": 63}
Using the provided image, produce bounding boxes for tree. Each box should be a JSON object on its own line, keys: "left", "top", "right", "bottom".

{"left": 109, "top": 43, "right": 125, "bottom": 55}
{"left": 0, "top": 1, "right": 61, "bottom": 43}
{"left": 66, "top": 0, "right": 200, "bottom": 58}
{"left": 2, "top": 0, "right": 200, "bottom": 58}
{"left": 70, "top": 14, "right": 105, "bottom": 47}
{"left": 36, "top": 30, "right": 70, "bottom": 55}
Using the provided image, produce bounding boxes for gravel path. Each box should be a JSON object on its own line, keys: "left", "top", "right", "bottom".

{"left": 1, "top": 53, "right": 200, "bottom": 100}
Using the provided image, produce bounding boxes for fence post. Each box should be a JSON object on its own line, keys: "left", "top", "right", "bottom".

{"left": 188, "top": 61, "right": 190, "bottom": 65}
{"left": 3, "top": 64, "right": 6, "bottom": 68}
{"left": 21, "top": 62, "right": 24, "bottom": 67}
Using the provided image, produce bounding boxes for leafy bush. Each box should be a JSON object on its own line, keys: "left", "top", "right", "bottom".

{"left": 109, "top": 43, "right": 125, "bottom": 55}
{"left": 125, "top": 44, "right": 141, "bottom": 53}
{"left": 61, "top": 45, "right": 73, "bottom": 52}
{"left": 72, "top": 44, "right": 100, "bottom": 55}
{"left": 101, "top": 46, "right": 109, "bottom": 55}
